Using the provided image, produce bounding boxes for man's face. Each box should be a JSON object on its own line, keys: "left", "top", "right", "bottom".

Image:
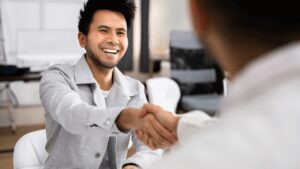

{"left": 81, "top": 10, "right": 128, "bottom": 69}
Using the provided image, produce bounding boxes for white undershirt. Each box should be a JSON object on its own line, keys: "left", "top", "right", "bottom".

{"left": 100, "top": 89, "right": 112, "bottom": 169}
{"left": 101, "top": 89, "right": 111, "bottom": 98}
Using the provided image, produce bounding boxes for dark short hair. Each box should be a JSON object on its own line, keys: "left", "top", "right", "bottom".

{"left": 78, "top": 0, "right": 136, "bottom": 35}
{"left": 199, "top": 0, "right": 300, "bottom": 44}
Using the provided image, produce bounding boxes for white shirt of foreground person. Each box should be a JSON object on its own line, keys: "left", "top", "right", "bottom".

{"left": 149, "top": 42, "right": 300, "bottom": 169}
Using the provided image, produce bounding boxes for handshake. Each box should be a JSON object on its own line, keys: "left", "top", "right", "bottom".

{"left": 116, "top": 103, "right": 180, "bottom": 150}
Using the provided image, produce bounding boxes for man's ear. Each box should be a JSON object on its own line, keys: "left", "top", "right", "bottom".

{"left": 78, "top": 32, "right": 87, "bottom": 48}
{"left": 189, "top": 0, "right": 208, "bottom": 36}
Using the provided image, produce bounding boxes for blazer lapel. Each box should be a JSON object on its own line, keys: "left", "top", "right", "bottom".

{"left": 105, "top": 84, "right": 130, "bottom": 108}
{"left": 92, "top": 84, "right": 107, "bottom": 108}
{"left": 106, "top": 68, "right": 138, "bottom": 108}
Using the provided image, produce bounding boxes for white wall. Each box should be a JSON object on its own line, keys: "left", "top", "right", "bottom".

{"left": 1, "top": 0, "right": 193, "bottom": 71}
{"left": 0, "top": 0, "right": 85, "bottom": 70}
{"left": 0, "top": 0, "right": 86, "bottom": 126}
{"left": 149, "top": 0, "right": 193, "bottom": 55}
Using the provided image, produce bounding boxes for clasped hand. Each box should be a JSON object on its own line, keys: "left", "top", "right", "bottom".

{"left": 119, "top": 103, "right": 180, "bottom": 150}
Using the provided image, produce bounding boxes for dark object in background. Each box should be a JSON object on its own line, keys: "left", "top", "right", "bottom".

{"left": 170, "top": 31, "right": 224, "bottom": 116}
{"left": 0, "top": 65, "right": 30, "bottom": 76}
{"left": 170, "top": 31, "right": 224, "bottom": 95}
{"left": 153, "top": 60, "right": 161, "bottom": 73}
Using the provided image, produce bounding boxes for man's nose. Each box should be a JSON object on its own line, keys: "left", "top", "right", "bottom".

{"left": 106, "top": 33, "right": 119, "bottom": 45}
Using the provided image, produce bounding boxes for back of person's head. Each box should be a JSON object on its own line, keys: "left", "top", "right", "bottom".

{"left": 78, "top": 0, "right": 136, "bottom": 35}
{"left": 199, "top": 0, "right": 300, "bottom": 46}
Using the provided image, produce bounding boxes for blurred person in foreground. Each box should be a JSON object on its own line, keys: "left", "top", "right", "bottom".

{"left": 39, "top": 0, "right": 173, "bottom": 168}
{"left": 137, "top": 0, "right": 300, "bottom": 168}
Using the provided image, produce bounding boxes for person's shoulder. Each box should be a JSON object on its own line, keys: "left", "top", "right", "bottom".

{"left": 47, "top": 63, "right": 73, "bottom": 72}
{"left": 42, "top": 63, "right": 75, "bottom": 79}
{"left": 123, "top": 75, "right": 144, "bottom": 86}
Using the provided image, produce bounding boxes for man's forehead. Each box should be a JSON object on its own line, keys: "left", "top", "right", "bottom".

{"left": 91, "top": 10, "right": 127, "bottom": 28}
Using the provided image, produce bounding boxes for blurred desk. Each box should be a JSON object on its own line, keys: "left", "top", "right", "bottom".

{"left": 0, "top": 72, "right": 42, "bottom": 82}
{"left": 0, "top": 72, "right": 42, "bottom": 133}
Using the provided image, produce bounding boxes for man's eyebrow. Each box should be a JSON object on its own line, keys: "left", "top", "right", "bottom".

{"left": 97, "top": 25, "right": 110, "bottom": 29}
{"left": 117, "top": 28, "right": 127, "bottom": 32}
{"left": 97, "top": 25, "right": 127, "bottom": 32}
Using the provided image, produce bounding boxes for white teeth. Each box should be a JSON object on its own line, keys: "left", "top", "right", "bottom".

{"left": 103, "top": 49, "right": 118, "bottom": 54}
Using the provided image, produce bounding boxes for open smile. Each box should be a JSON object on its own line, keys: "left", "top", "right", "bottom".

{"left": 102, "top": 48, "right": 119, "bottom": 55}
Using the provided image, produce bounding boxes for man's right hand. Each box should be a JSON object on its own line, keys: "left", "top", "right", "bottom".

{"left": 116, "top": 107, "right": 177, "bottom": 149}
{"left": 135, "top": 103, "right": 180, "bottom": 149}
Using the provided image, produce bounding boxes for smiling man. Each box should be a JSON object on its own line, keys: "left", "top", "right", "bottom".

{"left": 39, "top": 0, "right": 171, "bottom": 169}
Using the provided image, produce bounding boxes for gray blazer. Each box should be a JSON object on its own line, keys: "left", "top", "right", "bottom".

{"left": 40, "top": 56, "right": 162, "bottom": 169}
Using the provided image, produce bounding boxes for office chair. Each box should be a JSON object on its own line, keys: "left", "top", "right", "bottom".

{"left": 146, "top": 77, "right": 181, "bottom": 114}
{"left": 13, "top": 129, "right": 48, "bottom": 169}
{"left": 170, "top": 31, "right": 224, "bottom": 116}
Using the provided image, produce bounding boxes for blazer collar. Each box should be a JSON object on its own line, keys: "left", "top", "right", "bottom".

{"left": 74, "top": 55, "right": 137, "bottom": 97}
{"left": 74, "top": 55, "right": 96, "bottom": 85}
{"left": 112, "top": 66, "right": 138, "bottom": 97}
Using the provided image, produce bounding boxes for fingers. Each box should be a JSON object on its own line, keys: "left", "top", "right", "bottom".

{"left": 129, "top": 104, "right": 179, "bottom": 149}
{"left": 136, "top": 130, "right": 157, "bottom": 149}
{"left": 143, "top": 103, "right": 161, "bottom": 116}
{"left": 136, "top": 114, "right": 177, "bottom": 149}
{"left": 143, "top": 103, "right": 179, "bottom": 132}
{"left": 148, "top": 138, "right": 157, "bottom": 150}
{"left": 143, "top": 133, "right": 157, "bottom": 150}
{"left": 136, "top": 129, "right": 173, "bottom": 150}
{"left": 148, "top": 114, "right": 177, "bottom": 142}
{"left": 135, "top": 129, "right": 143, "bottom": 139}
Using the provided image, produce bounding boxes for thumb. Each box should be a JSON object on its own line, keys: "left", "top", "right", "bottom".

{"left": 139, "top": 104, "right": 150, "bottom": 117}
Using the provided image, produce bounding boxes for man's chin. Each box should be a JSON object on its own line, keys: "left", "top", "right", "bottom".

{"left": 97, "top": 62, "right": 118, "bottom": 69}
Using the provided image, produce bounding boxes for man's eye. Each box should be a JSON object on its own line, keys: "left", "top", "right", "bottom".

{"left": 99, "top": 29, "right": 108, "bottom": 33}
{"left": 117, "top": 32, "right": 126, "bottom": 36}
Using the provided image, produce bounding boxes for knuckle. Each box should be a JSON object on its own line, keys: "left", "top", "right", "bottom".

{"left": 154, "top": 104, "right": 161, "bottom": 110}
{"left": 148, "top": 115, "right": 155, "bottom": 121}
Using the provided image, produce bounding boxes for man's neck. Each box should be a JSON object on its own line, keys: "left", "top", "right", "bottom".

{"left": 210, "top": 33, "right": 277, "bottom": 79}
{"left": 86, "top": 57, "right": 114, "bottom": 91}
{"left": 93, "top": 70, "right": 113, "bottom": 91}
{"left": 226, "top": 42, "right": 279, "bottom": 78}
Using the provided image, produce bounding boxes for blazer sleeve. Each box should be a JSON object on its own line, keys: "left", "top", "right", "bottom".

{"left": 40, "top": 68, "right": 126, "bottom": 135}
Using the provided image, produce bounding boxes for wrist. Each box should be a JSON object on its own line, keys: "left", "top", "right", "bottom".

{"left": 116, "top": 108, "right": 132, "bottom": 131}
{"left": 116, "top": 108, "right": 140, "bottom": 131}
